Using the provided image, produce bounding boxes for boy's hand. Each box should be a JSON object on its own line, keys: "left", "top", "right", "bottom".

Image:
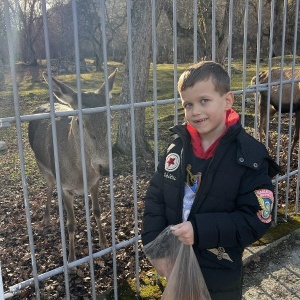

{"left": 171, "top": 221, "right": 194, "bottom": 245}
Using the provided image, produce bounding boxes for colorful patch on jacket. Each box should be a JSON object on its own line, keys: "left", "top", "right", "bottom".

{"left": 165, "top": 153, "right": 180, "bottom": 172}
{"left": 255, "top": 189, "right": 274, "bottom": 223}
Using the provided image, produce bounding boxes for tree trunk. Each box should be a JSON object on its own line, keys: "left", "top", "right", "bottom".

{"left": 116, "top": 0, "right": 164, "bottom": 156}
{"left": 272, "top": 1, "right": 284, "bottom": 57}
{"left": 0, "top": 58, "right": 5, "bottom": 90}
{"left": 216, "top": 0, "right": 230, "bottom": 64}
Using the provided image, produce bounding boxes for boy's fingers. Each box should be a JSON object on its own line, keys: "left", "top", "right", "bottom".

{"left": 170, "top": 224, "right": 183, "bottom": 235}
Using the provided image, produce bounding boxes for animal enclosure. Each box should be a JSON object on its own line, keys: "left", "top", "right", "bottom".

{"left": 0, "top": 0, "right": 300, "bottom": 299}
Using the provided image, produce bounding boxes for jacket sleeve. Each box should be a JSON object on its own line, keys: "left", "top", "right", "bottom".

{"left": 141, "top": 154, "right": 168, "bottom": 246}
{"left": 193, "top": 159, "right": 276, "bottom": 250}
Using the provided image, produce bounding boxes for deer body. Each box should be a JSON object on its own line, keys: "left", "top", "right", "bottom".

{"left": 28, "top": 70, "right": 117, "bottom": 261}
{"left": 251, "top": 68, "right": 300, "bottom": 154}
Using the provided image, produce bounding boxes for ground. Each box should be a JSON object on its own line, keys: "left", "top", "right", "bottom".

{"left": 242, "top": 230, "right": 300, "bottom": 300}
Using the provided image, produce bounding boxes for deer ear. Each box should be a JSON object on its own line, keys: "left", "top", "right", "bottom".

{"left": 97, "top": 68, "right": 118, "bottom": 94}
{"left": 43, "top": 72, "right": 77, "bottom": 107}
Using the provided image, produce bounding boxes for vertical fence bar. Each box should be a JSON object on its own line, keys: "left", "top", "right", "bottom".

{"left": 41, "top": 0, "right": 71, "bottom": 292}
{"left": 0, "top": 263, "right": 4, "bottom": 300}
{"left": 123, "top": 0, "right": 140, "bottom": 295}
{"left": 71, "top": 0, "right": 98, "bottom": 297}
{"left": 40, "top": 0, "right": 71, "bottom": 298}
{"left": 102, "top": 0, "right": 119, "bottom": 297}
{"left": 152, "top": 0, "right": 159, "bottom": 170}
{"left": 265, "top": 1, "right": 275, "bottom": 151}
{"left": 211, "top": 0, "right": 216, "bottom": 61}
{"left": 275, "top": 6, "right": 287, "bottom": 215}
{"left": 254, "top": 0, "right": 263, "bottom": 141}
{"left": 241, "top": 0, "right": 249, "bottom": 127}
{"left": 3, "top": 1, "right": 41, "bottom": 298}
{"left": 227, "top": 0, "right": 234, "bottom": 77}
{"left": 99, "top": 1, "right": 120, "bottom": 297}
{"left": 294, "top": 0, "right": 300, "bottom": 216}
{"left": 277, "top": 0, "right": 290, "bottom": 220}
{"left": 173, "top": 0, "right": 178, "bottom": 124}
{"left": 193, "top": 0, "right": 198, "bottom": 64}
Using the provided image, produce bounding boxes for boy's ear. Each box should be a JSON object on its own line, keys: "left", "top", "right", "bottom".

{"left": 225, "top": 92, "right": 234, "bottom": 110}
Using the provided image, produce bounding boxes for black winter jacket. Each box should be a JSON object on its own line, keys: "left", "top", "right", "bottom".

{"left": 142, "top": 123, "right": 280, "bottom": 300}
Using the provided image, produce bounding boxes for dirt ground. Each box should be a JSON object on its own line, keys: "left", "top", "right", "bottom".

{"left": 242, "top": 230, "right": 300, "bottom": 300}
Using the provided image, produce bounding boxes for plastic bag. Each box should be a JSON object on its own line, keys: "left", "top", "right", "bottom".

{"left": 143, "top": 226, "right": 211, "bottom": 300}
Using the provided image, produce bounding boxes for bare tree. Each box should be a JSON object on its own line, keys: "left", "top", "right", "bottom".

{"left": 9, "top": 0, "right": 43, "bottom": 65}
{"left": 77, "top": 0, "right": 127, "bottom": 71}
{"left": 162, "top": 0, "right": 231, "bottom": 62}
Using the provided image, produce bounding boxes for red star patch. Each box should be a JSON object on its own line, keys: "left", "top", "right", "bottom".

{"left": 167, "top": 157, "right": 175, "bottom": 166}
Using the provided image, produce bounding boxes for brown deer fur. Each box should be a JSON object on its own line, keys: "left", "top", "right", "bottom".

{"left": 28, "top": 69, "right": 117, "bottom": 261}
{"left": 251, "top": 68, "right": 300, "bottom": 154}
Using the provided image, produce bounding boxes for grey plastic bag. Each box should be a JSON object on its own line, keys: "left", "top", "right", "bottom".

{"left": 143, "top": 226, "right": 211, "bottom": 300}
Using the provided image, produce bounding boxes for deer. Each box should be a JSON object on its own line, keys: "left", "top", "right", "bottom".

{"left": 250, "top": 68, "right": 300, "bottom": 155}
{"left": 28, "top": 69, "right": 117, "bottom": 262}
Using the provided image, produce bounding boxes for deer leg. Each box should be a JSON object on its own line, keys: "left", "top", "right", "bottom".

{"left": 63, "top": 190, "right": 76, "bottom": 262}
{"left": 40, "top": 171, "right": 55, "bottom": 226}
{"left": 291, "top": 110, "right": 300, "bottom": 156}
{"left": 42, "top": 183, "right": 54, "bottom": 226}
{"left": 90, "top": 183, "right": 108, "bottom": 249}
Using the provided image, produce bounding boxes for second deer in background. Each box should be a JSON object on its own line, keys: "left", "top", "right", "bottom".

{"left": 251, "top": 68, "right": 300, "bottom": 155}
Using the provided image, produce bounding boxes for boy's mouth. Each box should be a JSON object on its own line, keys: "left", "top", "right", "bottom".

{"left": 194, "top": 118, "right": 208, "bottom": 123}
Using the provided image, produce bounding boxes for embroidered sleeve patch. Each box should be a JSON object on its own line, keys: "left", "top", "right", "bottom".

{"left": 255, "top": 189, "right": 274, "bottom": 223}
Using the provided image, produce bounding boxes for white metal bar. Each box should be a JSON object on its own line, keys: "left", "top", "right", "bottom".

{"left": 2, "top": 78, "right": 300, "bottom": 126}
{"left": 124, "top": 0, "right": 141, "bottom": 297}
{"left": 294, "top": 0, "right": 300, "bottom": 215}
{"left": 193, "top": 0, "right": 198, "bottom": 63}
{"left": 253, "top": 0, "right": 264, "bottom": 141}
{"left": 227, "top": 0, "right": 234, "bottom": 77}
{"left": 241, "top": 0, "right": 249, "bottom": 127}
{"left": 3, "top": 0, "right": 41, "bottom": 298}
{"left": 265, "top": 0, "right": 275, "bottom": 150}
{"left": 71, "top": 0, "right": 97, "bottom": 297}
{"left": 173, "top": 0, "right": 179, "bottom": 124}
{"left": 0, "top": 263, "right": 4, "bottom": 300}
{"left": 277, "top": 0, "right": 290, "bottom": 219}
{"left": 152, "top": 0, "right": 159, "bottom": 170}
{"left": 211, "top": 0, "right": 216, "bottom": 61}
{"left": 40, "top": 0, "right": 71, "bottom": 297}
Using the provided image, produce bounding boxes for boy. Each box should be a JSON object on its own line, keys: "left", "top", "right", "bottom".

{"left": 141, "top": 61, "right": 280, "bottom": 300}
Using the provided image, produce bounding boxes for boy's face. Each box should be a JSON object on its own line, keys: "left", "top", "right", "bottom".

{"left": 180, "top": 78, "right": 234, "bottom": 140}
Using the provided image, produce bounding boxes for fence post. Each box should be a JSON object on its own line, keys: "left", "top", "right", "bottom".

{"left": 0, "top": 262, "right": 4, "bottom": 300}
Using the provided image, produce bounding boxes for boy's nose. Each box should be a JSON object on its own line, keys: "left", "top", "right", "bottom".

{"left": 192, "top": 105, "right": 201, "bottom": 115}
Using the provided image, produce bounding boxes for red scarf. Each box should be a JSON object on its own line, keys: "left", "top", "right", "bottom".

{"left": 187, "top": 108, "right": 240, "bottom": 159}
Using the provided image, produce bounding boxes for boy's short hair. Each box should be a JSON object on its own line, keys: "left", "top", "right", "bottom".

{"left": 178, "top": 61, "right": 230, "bottom": 96}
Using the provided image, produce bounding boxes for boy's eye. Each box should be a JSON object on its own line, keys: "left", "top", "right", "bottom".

{"left": 182, "top": 102, "right": 192, "bottom": 108}
{"left": 201, "top": 98, "right": 209, "bottom": 104}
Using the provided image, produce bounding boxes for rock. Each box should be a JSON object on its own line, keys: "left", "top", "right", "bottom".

{"left": 0, "top": 140, "right": 7, "bottom": 153}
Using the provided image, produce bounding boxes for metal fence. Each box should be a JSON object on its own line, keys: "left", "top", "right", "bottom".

{"left": 0, "top": 0, "right": 300, "bottom": 299}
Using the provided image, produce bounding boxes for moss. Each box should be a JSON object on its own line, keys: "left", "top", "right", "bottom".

{"left": 253, "top": 212, "right": 300, "bottom": 246}
{"left": 103, "top": 271, "right": 166, "bottom": 299}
